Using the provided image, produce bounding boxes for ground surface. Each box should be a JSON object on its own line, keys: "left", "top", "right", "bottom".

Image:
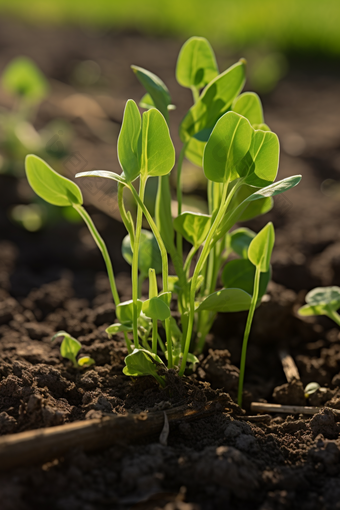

{"left": 1, "top": 21, "right": 340, "bottom": 510}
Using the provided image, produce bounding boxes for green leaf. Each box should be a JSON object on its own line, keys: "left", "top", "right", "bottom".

{"left": 185, "top": 136, "right": 206, "bottom": 167}
{"left": 142, "top": 296, "right": 171, "bottom": 321}
{"left": 155, "top": 174, "right": 176, "bottom": 254}
{"left": 173, "top": 212, "right": 211, "bottom": 248}
{"left": 179, "top": 60, "right": 246, "bottom": 142}
{"left": 222, "top": 259, "right": 270, "bottom": 299}
{"left": 106, "top": 322, "right": 133, "bottom": 335}
{"left": 117, "top": 99, "right": 141, "bottom": 182}
{"left": 131, "top": 65, "right": 171, "bottom": 121}
{"left": 52, "top": 331, "right": 81, "bottom": 367}
{"left": 305, "top": 286, "right": 340, "bottom": 307}
{"left": 203, "top": 111, "right": 253, "bottom": 183}
{"left": 116, "top": 299, "right": 143, "bottom": 323}
{"left": 141, "top": 108, "right": 175, "bottom": 177}
{"left": 298, "top": 304, "right": 329, "bottom": 317}
{"left": 232, "top": 92, "right": 264, "bottom": 125}
{"left": 238, "top": 197, "right": 273, "bottom": 222}
{"left": 139, "top": 93, "right": 175, "bottom": 111}
{"left": 122, "top": 230, "right": 162, "bottom": 275}
{"left": 123, "top": 348, "right": 166, "bottom": 386}
{"left": 240, "top": 130, "right": 280, "bottom": 187}
{"left": 148, "top": 268, "right": 158, "bottom": 299}
{"left": 248, "top": 222, "right": 275, "bottom": 272}
{"left": 245, "top": 175, "right": 302, "bottom": 202}
{"left": 230, "top": 227, "right": 256, "bottom": 258}
{"left": 159, "top": 291, "right": 172, "bottom": 306}
{"left": 2, "top": 57, "right": 49, "bottom": 103}
{"left": 253, "top": 123, "right": 271, "bottom": 132}
{"left": 176, "top": 36, "right": 219, "bottom": 89}
{"left": 77, "top": 356, "right": 95, "bottom": 367}
{"left": 196, "top": 288, "right": 252, "bottom": 313}
{"left": 76, "top": 169, "right": 127, "bottom": 185}
{"left": 26, "top": 155, "right": 83, "bottom": 207}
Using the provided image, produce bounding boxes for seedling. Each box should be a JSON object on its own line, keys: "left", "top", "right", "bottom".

{"left": 298, "top": 286, "right": 340, "bottom": 326}
{"left": 52, "top": 331, "right": 95, "bottom": 368}
{"left": 304, "top": 382, "right": 321, "bottom": 399}
{"left": 25, "top": 36, "right": 301, "bottom": 406}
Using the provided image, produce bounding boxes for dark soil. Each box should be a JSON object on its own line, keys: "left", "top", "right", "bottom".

{"left": 1, "top": 20, "right": 340, "bottom": 510}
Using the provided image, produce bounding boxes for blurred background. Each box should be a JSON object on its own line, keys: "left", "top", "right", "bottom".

{"left": 0, "top": 0, "right": 340, "bottom": 299}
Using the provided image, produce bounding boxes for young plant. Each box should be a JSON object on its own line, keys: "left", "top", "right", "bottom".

{"left": 298, "top": 286, "right": 340, "bottom": 326}
{"left": 52, "top": 331, "right": 95, "bottom": 368}
{"left": 25, "top": 36, "right": 301, "bottom": 405}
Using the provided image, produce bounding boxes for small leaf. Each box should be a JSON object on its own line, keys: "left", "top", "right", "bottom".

{"left": 196, "top": 288, "right": 252, "bottom": 313}
{"left": 106, "top": 322, "right": 133, "bottom": 335}
{"left": 248, "top": 222, "right": 275, "bottom": 272}
{"left": 246, "top": 175, "right": 302, "bottom": 202}
{"left": 52, "top": 331, "right": 81, "bottom": 367}
{"left": 141, "top": 108, "right": 175, "bottom": 177}
{"left": 203, "top": 111, "right": 253, "bottom": 183}
{"left": 232, "top": 92, "right": 264, "bottom": 125}
{"left": 122, "top": 230, "right": 162, "bottom": 275}
{"left": 131, "top": 65, "right": 171, "bottom": 121}
{"left": 2, "top": 57, "right": 49, "bottom": 103}
{"left": 304, "top": 382, "right": 320, "bottom": 398}
{"left": 116, "top": 300, "right": 143, "bottom": 324}
{"left": 173, "top": 212, "right": 211, "bottom": 248}
{"left": 117, "top": 99, "right": 141, "bottom": 182}
{"left": 123, "top": 348, "right": 166, "bottom": 386}
{"left": 230, "top": 228, "right": 256, "bottom": 258}
{"left": 142, "top": 296, "right": 171, "bottom": 321}
{"left": 78, "top": 356, "right": 95, "bottom": 367}
{"left": 222, "top": 259, "right": 270, "bottom": 299}
{"left": 179, "top": 60, "right": 246, "bottom": 142}
{"left": 76, "top": 169, "right": 127, "bottom": 185}
{"left": 240, "top": 130, "right": 280, "bottom": 187}
{"left": 176, "top": 36, "right": 219, "bottom": 89}
{"left": 158, "top": 291, "right": 172, "bottom": 307}
{"left": 26, "top": 155, "right": 83, "bottom": 207}
{"left": 305, "top": 286, "right": 340, "bottom": 309}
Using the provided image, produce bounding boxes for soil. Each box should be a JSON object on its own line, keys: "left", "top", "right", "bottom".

{"left": 1, "top": 19, "right": 340, "bottom": 510}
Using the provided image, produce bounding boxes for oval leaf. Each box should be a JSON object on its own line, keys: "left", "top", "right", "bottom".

{"left": 116, "top": 299, "right": 143, "bottom": 323}
{"left": 298, "top": 304, "right": 329, "bottom": 317}
{"left": 141, "top": 108, "right": 175, "bottom": 177}
{"left": 173, "top": 212, "right": 211, "bottom": 248}
{"left": 142, "top": 296, "right": 171, "bottom": 321}
{"left": 78, "top": 356, "right": 95, "bottom": 367}
{"left": 117, "top": 99, "right": 141, "bottom": 182}
{"left": 248, "top": 222, "right": 275, "bottom": 272}
{"left": 232, "top": 92, "right": 264, "bottom": 125}
{"left": 131, "top": 65, "right": 171, "bottom": 122}
{"left": 240, "top": 130, "right": 280, "bottom": 187}
{"left": 222, "top": 259, "right": 270, "bottom": 299}
{"left": 123, "top": 348, "right": 166, "bottom": 386}
{"left": 122, "top": 230, "right": 162, "bottom": 275}
{"left": 203, "top": 111, "right": 253, "bottom": 183}
{"left": 230, "top": 227, "right": 256, "bottom": 258}
{"left": 305, "top": 286, "right": 340, "bottom": 310}
{"left": 106, "top": 322, "right": 133, "bottom": 335}
{"left": 197, "top": 288, "right": 252, "bottom": 313}
{"left": 26, "top": 155, "right": 83, "bottom": 207}
{"left": 176, "top": 36, "right": 219, "bottom": 89}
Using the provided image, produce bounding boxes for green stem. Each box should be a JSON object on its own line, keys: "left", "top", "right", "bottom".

{"left": 184, "top": 246, "right": 198, "bottom": 275}
{"left": 238, "top": 265, "right": 261, "bottom": 408}
{"left": 152, "top": 319, "right": 158, "bottom": 353}
{"left": 118, "top": 183, "right": 134, "bottom": 243}
{"left": 326, "top": 308, "right": 340, "bottom": 327}
{"left": 176, "top": 142, "right": 188, "bottom": 260}
{"left": 191, "top": 87, "right": 200, "bottom": 103}
{"left": 132, "top": 177, "right": 147, "bottom": 348}
{"left": 73, "top": 205, "right": 132, "bottom": 354}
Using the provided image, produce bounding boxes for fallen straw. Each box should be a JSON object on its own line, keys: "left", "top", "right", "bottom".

{"left": 279, "top": 348, "right": 300, "bottom": 382}
{"left": 251, "top": 402, "right": 340, "bottom": 416}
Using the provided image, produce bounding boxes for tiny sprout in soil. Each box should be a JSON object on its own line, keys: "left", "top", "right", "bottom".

{"left": 52, "top": 331, "right": 95, "bottom": 369}
{"left": 24, "top": 36, "right": 301, "bottom": 408}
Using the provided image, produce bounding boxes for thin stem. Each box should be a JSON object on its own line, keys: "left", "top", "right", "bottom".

{"left": 238, "top": 265, "right": 261, "bottom": 408}
{"left": 117, "top": 183, "right": 134, "bottom": 243}
{"left": 184, "top": 246, "right": 198, "bottom": 275}
{"left": 132, "top": 177, "right": 147, "bottom": 348}
{"left": 191, "top": 87, "right": 200, "bottom": 103}
{"left": 152, "top": 319, "right": 158, "bottom": 353}
{"left": 176, "top": 142, "right": 188, "bottom": 260}
{"left": 73, "top": 205, "right": 132, "bottom": 354}
{"left": 326, "top": 308, "right": 340, "bottom": 327}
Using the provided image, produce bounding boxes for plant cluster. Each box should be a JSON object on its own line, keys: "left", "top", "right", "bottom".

{"left": 25, "top": 37, "right": 301, "bottom": 406}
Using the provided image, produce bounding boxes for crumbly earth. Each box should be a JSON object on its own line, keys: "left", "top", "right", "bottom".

{"left": 1, "top": 20, "right": 340, "bottom": 510}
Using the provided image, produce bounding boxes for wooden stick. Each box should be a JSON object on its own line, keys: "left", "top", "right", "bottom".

{"left": 251, "top": 402, "right": 340, "bottom": 416}
{"left": 279, "top": 349, "right": 300, "bottom": 382}
{"left": 0, "top": 398, "right": 229, "bottom": 470}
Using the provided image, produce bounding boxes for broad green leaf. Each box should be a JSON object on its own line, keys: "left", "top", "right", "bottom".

{"left": 26, "top": 155, "right": 83, "bottom": 207}
{"left": 238, "top": 197, "right": 273, "bottom": 222}
{"left": 298, "top": 304, "right": 329, "bottom": 317}
{"left": 142, "top": 296, "right": 171, "bottom": 321}
{"left": 117, "top": 99, "right": 141, "bottom": 182}
{"left": 196, "top": 288, "right": 252, "bottom": 313}
{"left": 176, "top": 36, "right": 219, "bottom": 89}
{"left": 155, "top": 174, "right": 175, "bottom": 254}
{"left": 179, "top": 60, "right": 246, "bottom": 142}
{"left": 230, "top": 227, "right": 256, "bottom": 258}
{"left": 78, "top": 356, "right": 95, "bottom": 367}
{"left": 305, "top": 286, "right": 340, "bottom": 310}
{"left": 131, "top": 65, "right": 171, "bottom": 121}
{"left": 222, "top": 259, "right": 270, "bottom": 299}
{"left": 203, "top": 111, "right": 253, "bottom": 183}
{"left": 106, "top": 322, "right": 133, "bottom": 335}
{"left": 76, "top": 170, "right": 127, "bottom": 185}
{"left": 139, "top": 93, "right": 175, "bottom": 111}
{"left": 239, "top": 130, "right": 280, "bottom": 187}
{"left": 52, "top": 331, "right": 81, "bottom": 367}
{"left": 2, "top": 57, "right": 49, "bottom": 103}
{"left": 232, "top": 92, "right": 264, "bottom": 125}
{"left": 248, "top": 222, "right": 275, "bottom": 272}
{"left": 173, "top": 212, "right": 211, "bottom": 248}
{"left": 122, "top": 230, "right": 162, "bottom": 275}
{"left": 141, "top": 108, "right": 175, "bottom": 177}
{"left": 185, "top": 136, "right": 206, "bottom": 167}
{"left": 116, "top": 299, "right": 143, "bottom": 323}
{"left": 123, "top": 348, "right": 166, "bottom": 386}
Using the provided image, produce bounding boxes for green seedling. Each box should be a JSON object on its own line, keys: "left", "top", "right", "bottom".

{"left": 298, "top": 286, "right": 340, "bottom": 326}
{"left": 25, "top": 37, "right": 301, "bottom": 401}
{"left": 52, "top": 331, "right": 95, "bottom": 368}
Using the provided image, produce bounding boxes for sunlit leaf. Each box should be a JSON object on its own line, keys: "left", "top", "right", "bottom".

{"left": 230, "top": 227, "right": 256, "bottom": 258}
{"left": 116, "top": 299, "right": 143, "bottom": 324}
{"left": 222, "top": 259, "right": 270, "bottom": 299}
{"left": 131, "top": 65, "right": 171, "bottom": 121}
{"left": 232, "top": 92, "right": 264, "bottom": 125}
{"left": 141, "top": 108, "right": 175, "bottom": 177}
{"left": 176, "top": 36, "right": 219, "bottom": 89}
{"left": 248, "top": 222, "right": 275, "bottom": 272}
{"left": 142, "top": 296, "right": 171, "bottom": 321}
{"left": 117, "top": 99, "right": 141, "bottom": 182}
{"left": 173, "top": 212, "right": 211, "bottom": 248}
{"left": 77, "top": 356, "right": 95, "bottom": 367}
{"left": 122, "top": 230, "right": 162, "bottom": 275}
{"left": 196, "top": 288, "right": 252, "bottom": 313}
{"left": 123, "top": 348, "right": 166, "bottom": 386}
